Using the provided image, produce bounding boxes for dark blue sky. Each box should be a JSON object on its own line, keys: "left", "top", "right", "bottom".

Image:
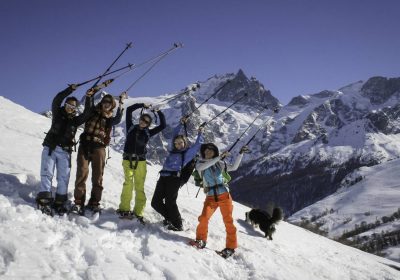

{"left": 1, "top": 0, "right": 400, "bottom": 113}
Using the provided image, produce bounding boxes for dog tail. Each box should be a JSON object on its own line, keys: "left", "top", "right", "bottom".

{"left": 272, "top": 207, "right": 284, "bottom": 223}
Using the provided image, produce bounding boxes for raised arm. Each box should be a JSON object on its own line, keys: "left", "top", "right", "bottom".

{"left": 112, "top": 107, "right": 124, "bottom": 126}
{"left": 51, "top": 85, "right": 76, "bottom": 114}
{"left": 73, "top": 95, "right": 94, "bottom": 126}
{"left": 125, "top": 103, "right": 144, "bottom": 129}
{"left": 182, "top": 132, "right": 204, "bottom": 166}
{"left": 226, "top": 153, "right": 244, "bottom": 172}
{"left": 149, "top": 110, "right": 166, "bottom": 136}
{"left": 195, "top": 157, "right": 220, "bottom": 171}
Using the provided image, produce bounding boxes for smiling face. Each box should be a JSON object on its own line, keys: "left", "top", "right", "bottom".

{"left": 101, "top": 99, "right": 113, "bottom": 111}
{"left": 173, "top": 137, "right": 186, "bottom": 151}
{"left": 204, "top": 148, "right": 215, "bottom": 159}
{"left": 139, "top": 116, "right": 151, "bottom": 128}
{"left": 64, "top": 100, "right": 77, "bottom": 114}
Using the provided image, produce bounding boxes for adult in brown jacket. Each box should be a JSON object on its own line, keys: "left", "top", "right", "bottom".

{"left": 71, "top": 93, "right": 124, "bottom": 215}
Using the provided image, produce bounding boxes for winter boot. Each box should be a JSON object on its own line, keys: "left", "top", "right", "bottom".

{"left": 189, "top": 239, "right": 206, "bottom": 249}
{"left": 36, "top": 191, "right": 53, "bottom": 216}
{"left": 217, "top": 248, "right": 235, "bottom": 259}
{"left": 53, "top": 194, "right": 68, "bottom": 216}
{"left": 116, "top": 209, "right": 133, "bottom": 219}
{"left": 136, "top": 215, "right": 146, "bottom": 225}
{"left": 86, "top": 204, "right": 102, "bottom": 214}
{"left": 70, "top": 203, "right": 85, "bottom": 216}
{"left": 166, "top": 223, "right": 183, "bottom": 232}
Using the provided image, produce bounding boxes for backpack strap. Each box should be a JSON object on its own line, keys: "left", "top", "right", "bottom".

{"left": 209, "top": 166, "right": 220, "bottom": 202}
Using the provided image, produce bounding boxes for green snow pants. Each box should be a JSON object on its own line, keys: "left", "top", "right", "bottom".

{"left": 119, "top": 160, "right": 147, "bottom": 217}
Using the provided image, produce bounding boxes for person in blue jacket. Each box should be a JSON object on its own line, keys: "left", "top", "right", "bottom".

{"left": 151, "top": 117, "right": 204, "bottom": 231}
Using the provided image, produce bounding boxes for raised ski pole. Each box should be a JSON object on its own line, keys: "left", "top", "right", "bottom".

{"left": 76, "top": 43, "right": 182, "bottom": 87}
{"left": 156, "top": 83, "right": 200, "bottom": 105}
{"left": 199, "top": 93, "right": 248, "bottom": 127}
{"left": 226, "top": 106, "right": 270, "bottom": 152}
{"left": 123, "top": 43, "right": 183, "bottom": 95}
{"left": 91, "top": 42, "right": 133, "bottom": 89}
{"left": 77, "top": 63, "right": 134, "bottom": 87}
{"left": 184, "top": 79, "right": 231, "bottom": 119}
{"left": 244, "top": 107, "right": 280, "bottom": 146}
{"left": 133, "top": 43, "right": 183, "bottom": 70}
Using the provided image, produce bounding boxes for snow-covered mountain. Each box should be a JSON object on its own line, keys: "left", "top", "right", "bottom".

{"left": 288, "top": 158, "right": 400, "bottom": 262}
{"left": 225, "top": 76, "right": 400, "bottom": 261}
{"left": 230, "top": 77, "right": 400, "bottom": 214}
{"left": 37, "top": 70, "right": 400, "bottom": 262}
{"left": 1, "top": 89, "right": 400, "bottom": 278}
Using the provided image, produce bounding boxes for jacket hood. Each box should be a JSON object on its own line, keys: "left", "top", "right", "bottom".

{"left": 200, "top": 143, "right": 219, "bottom": 158}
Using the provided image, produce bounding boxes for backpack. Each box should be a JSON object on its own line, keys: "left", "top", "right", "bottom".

{"left": 193, "top": 161, "right": 231, "bottom": 188}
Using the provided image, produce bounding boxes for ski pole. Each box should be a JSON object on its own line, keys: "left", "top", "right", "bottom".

{"left": 227, "top": 105, "right": 271, "bottom": 152}
{"left": 185, "top": 79, "right": 231, "bottom": 119}
{"left": 155, "top": 83, "right": 201, "bottom": 105}
{"left": 77, "top": 63, "right": 134, "bottom": 87}
{"left": 244, "top": 107, "right": 280, "bottom": 146}
{"left": 133, "top": 43, "right": 183, "bottom": 70}
{"left": 91, "top": 42, "right": 133, "bottom": 89}
{"left": 195, "top": 187, "right": 201, "bottom": 198}
{"left": 124, "top": 43, "right": 182, "bottom": 94}
{"left": 76, "top": 43, "right": 181, "bottom": 88}
{"left": 200, "top": 93, "right": 248, "bottom": 127}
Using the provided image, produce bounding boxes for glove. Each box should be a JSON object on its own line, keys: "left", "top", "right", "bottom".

{"left": 220, "top": 151, "right": 230, "bottom": 159}
{"left": 240, "top": 146, "right": 250, "bottom": 154}
{"left": 86, "top": 88, "right": 96, "bottom": 97}
{"left": 119, "top": 92, "right": 127, "bottom": 104}
{"left": 68, "top": 84, "right": 78, "bottom": 91}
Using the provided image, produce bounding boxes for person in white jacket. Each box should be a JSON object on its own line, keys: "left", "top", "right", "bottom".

{"left": 189, "top": 143, "right": 249, "bottom": 258}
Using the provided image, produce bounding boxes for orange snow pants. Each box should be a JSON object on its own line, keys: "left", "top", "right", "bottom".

{"left": 195, "top": 192, "right": 237, "bottom": 249}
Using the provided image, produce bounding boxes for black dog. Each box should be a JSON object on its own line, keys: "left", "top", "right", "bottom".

{"left": 245, "top": 208, "right": 283, "bottom": 240}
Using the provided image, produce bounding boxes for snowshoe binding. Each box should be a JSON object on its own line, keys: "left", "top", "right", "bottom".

{"left": 116, "top": 209, "right": 134, "bottom": 220}
{"left": 69, "top": 204, "right": 85, "bottom": 216}
{"left": 53, "top": 194, "right": 69, "bottom": 216}
{"left": 86, "top": 204, "right": 102, "bottom": 215}
{"left": 189, "top": 239, "right": 206, "bottom": 249}
{"left": 216, "top": 248, "right": 235, "bottom": 259}
{"left": 36, "top": 192, "right": 54, "bottom": 216}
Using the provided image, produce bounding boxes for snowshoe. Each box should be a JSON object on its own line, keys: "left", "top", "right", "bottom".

{"left": 53, "top": 204, "right": 68, "bottom": 216}
{"left": 116, "top": 209, "right": 134, "bottom": 220}
{"left": 36, "top": 192, "right": 54, "bottom": 216}
{"left": 216, "top": 248, "right": 235, "bottom": 259}
{"left": 69, "top": 204, "right": 85, "bottom": 216}
{"left": 166, "top": 223, "right": 183, "bottom": 232}
{"left": 136, "top": 215, "right": 146, "bottom": 225}
{"left": 38, "top": 203, "right": 54, "bottom": 216}
{"left": 189, "top": 239, "right": 206, "bottom": 249}
{"left": 86, "top": 204, "right": 102, "bottom": 215}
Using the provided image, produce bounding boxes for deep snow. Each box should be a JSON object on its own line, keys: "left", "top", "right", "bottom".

{"left": 1, "top": 96, "right": 400, "bottom": 280}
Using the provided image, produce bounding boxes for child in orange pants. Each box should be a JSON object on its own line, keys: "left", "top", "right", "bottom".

{"left": 190, "top": 143, "right": 248, "bottom": 258}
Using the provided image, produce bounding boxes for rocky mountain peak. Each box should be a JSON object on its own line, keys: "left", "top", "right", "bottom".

{"left": 215, "top": 69, "right": 280, "bottom": 109}
{"left": 361, "top": 76, "right": 400, "bottom": 105}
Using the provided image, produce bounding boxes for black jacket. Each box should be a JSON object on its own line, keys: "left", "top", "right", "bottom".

{"left": 43, "top": 86, "right": 92, "bottom": 153}
{"left": 123, "top": 103, "right": 166, "bottom": 158}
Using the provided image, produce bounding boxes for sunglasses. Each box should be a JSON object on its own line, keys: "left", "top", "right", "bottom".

{"left": 65, "top": 103, "right": 77, "bottom": 110}
{"left": 140, "top": 118, "right": 151, "bottom": 125}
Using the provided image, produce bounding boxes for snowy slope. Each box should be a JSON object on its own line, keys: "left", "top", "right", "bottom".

{"left": 1, "top": 96, "right": 400, "bottom": 279}
{"left": 288, "top": 158, "right": 400, "bottom": 262}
